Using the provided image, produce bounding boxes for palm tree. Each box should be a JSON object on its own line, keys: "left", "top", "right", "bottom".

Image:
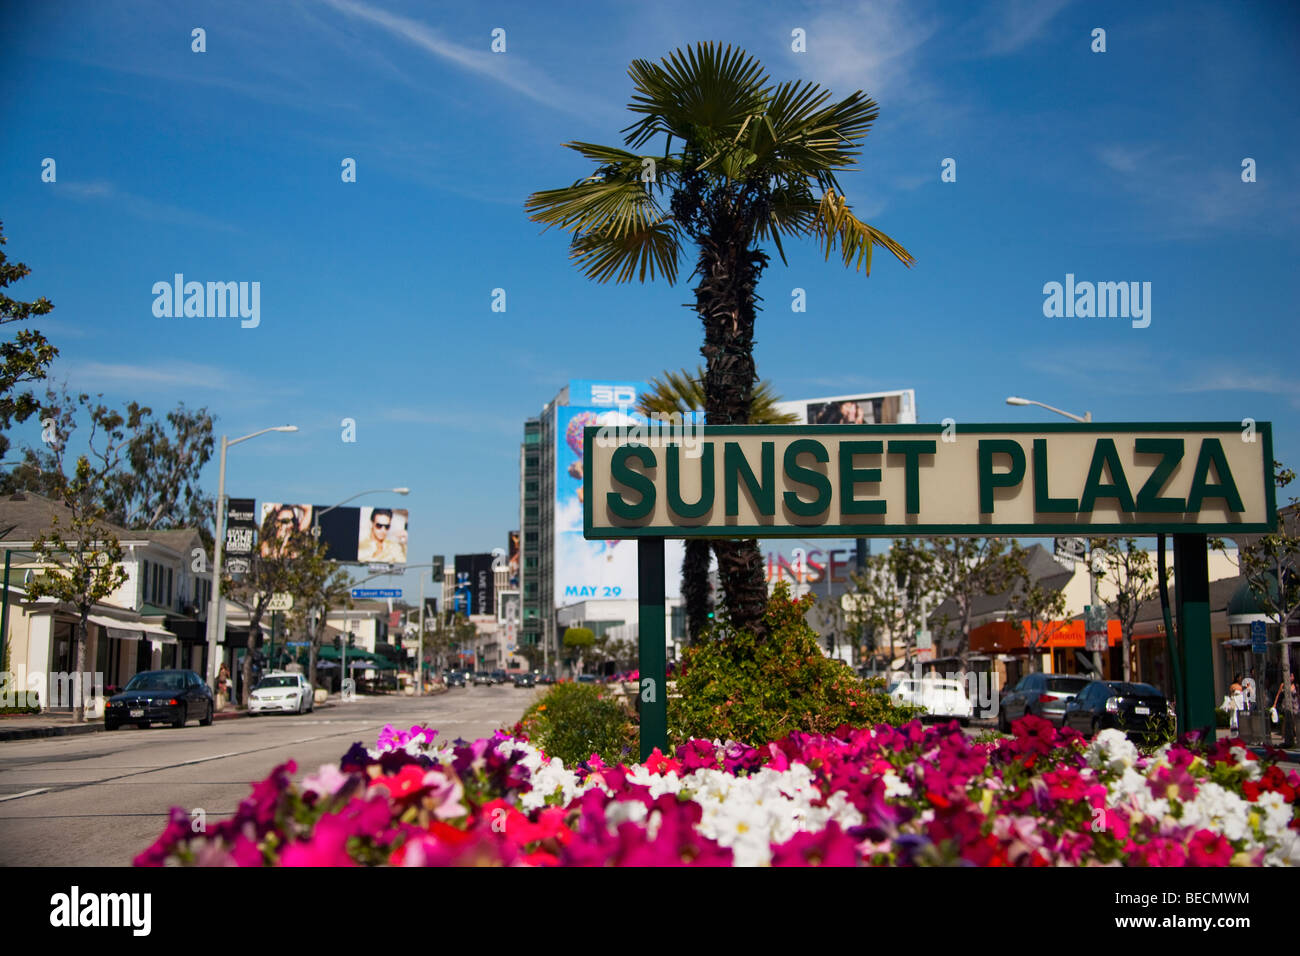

{"left": 637, "top": 366, "right": 797, "bottom": 643}
{"left": 526, "top": 42, "right": 912, "bottom": 637}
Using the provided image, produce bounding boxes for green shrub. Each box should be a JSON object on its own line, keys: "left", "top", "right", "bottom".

{"left": 669, "top": 583, "right": 922, "bottom": 747}
{"left": 518, "top": 681, "right": 637, "bottom": 766}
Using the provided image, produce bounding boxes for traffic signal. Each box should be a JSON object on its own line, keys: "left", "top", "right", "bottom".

{"left": 432, "top": 556, "right": 445, "bottom": 582}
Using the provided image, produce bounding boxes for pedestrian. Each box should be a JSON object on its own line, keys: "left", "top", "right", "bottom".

{"left": 216, "top": 662, "right": 231, "bottom": 708}
{"left": 1273, "top": 675, "right": 1298, "bottom": 749}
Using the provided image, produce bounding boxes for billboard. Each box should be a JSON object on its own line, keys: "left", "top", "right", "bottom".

{"left": 776, "top": 388, "right": 916, "bottom": 426}
{"left": 225, "top": 497, "right": 257, "bottom": 574}
{"left": 259, "top": 503, "right": 409, "bottom": 564}
{"left": 455, "top": 553, "right": 496, "bottom": 616}
{"left": 507, "top": 530, "right": 520, "bottom": 588}
{"left": 554, "top": 380, "right": 683, "bottom": 606}
{"left": 358, "top": 506, "right": 409, "bottom": 565}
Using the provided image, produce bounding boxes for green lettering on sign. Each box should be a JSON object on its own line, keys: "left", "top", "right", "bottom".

{"left": 724, "top": 441, "right": 775, "bottom": 517}
{"left": 1134, "top": 438, "right": 1186, "bottom": 513}
{"left": 887, "top": 440, "right": 936, "bottom": 515}
{"left": 667, "top": 444, "right": 714, "bottom": 520}
{"left": 607, "top": 445, "right": 657, "bottom": 520}
{"left": 1078, "top": 438, "right": 1135, "bottom": 513}
{"left": 1033, "top": 439, "right": 1078, "bottom": 513}
{"left": 1186, "top": 438, "right": 1244, "bottom": 513}
{"left": 782, "top": 439, "right": 831, "bottom": 518}
{"left": 839, "top": 441, "right": 885, "bottom": 516}
{"left": 979, "top": 440, "right": 1026, "bottom": 514}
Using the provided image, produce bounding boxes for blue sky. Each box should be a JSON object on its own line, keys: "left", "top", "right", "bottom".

{"left": 2, "top": 0, "right": 1297, "bottom": 593}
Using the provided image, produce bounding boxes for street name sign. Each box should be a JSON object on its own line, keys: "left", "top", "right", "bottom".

{"left": 351, "top": 588, "right": 402, "bottom": 599}
{"left": 584, "top": 423, "right": 1276, "bottom": 539}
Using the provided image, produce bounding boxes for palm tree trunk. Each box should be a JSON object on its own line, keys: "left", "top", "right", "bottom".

{"left": 694, "top": 203, "right": 770, "bottom": 639}
{"left": 681, "top": 538, "right": 713, "bottom": 642}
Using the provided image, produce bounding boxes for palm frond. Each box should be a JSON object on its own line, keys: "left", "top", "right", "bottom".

{"left": 622, "top": 43, "right": 771, "bottom": 152}
{"left": 814, "top": 190, "right": 914, "bottom": 274}
{"left": 637, "top": 366, "right": 799, "bottom": 424}
{"left": 569, "top": 221, "right": 681, "bottom": 284}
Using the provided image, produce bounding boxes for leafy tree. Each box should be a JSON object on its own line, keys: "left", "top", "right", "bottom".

{"left": 1094, "top": 537, "right": 1164, "bottom": 682}
{"left": 285, "top": 538, "right": 354, "bottom": 688}
{"left": 636, "top": 365, "right": 798, "bottom": 643}
{"left": 1007, "top": 547, "right": 1069, "bottom": 674}
{"left": 926, "top": 537, "right": 1019, "bottom": 664}
{"left": 528, "top": 42, "right": 912, "bottom": 638}
{"left": 4, "top": 387, "right": 215, "bottom": 545}
{"left": 26, "top": 462, "right": 128, "bottom": 723}
{"left": 0, "top": 221, "right": 58, "bottom": 462}
{"left": 845, "top": 539, "right": 935, "bottom": 666}
{"left": 1240, "top": 462, "right": 1300, "bottom": 719}
{"left": 223, "top": 510, "right": 314, "bottom": 707}
{"left": 562, "top": 626, "right": 596, "bottom": 675}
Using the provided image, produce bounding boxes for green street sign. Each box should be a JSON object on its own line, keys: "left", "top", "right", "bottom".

{"left": 583, "top": 423, "right": 1277, "bottom": 539}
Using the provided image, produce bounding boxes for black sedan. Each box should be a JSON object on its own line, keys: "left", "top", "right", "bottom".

{"left": 1062, "top": 681, "right": 1168, "bottom": 739}
{"left": 445, "top": 671, "right": 467, "bottom": 688}
{"left": 512, "top": 672, "right": 536, "bottom": 688}
{"left": 105, "top": 669, "right": 214, "bottom": 730}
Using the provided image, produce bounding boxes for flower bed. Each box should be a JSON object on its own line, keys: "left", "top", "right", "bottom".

{"left": 136, "top": 716, "right": 1300, "bottom": 866}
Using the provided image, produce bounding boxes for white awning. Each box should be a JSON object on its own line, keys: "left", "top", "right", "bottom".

{"left": 87, "top": 614, "right": 143, "bottom": 641}
{"left": 139, "top": 622, "right": 178, "bottom": 643}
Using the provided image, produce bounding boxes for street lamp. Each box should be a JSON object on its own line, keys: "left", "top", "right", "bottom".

{"left": 1004, "top": 395, "right": 1103, "bottom": 677}
{"left": 206, "top": 425, "right": 298, "bottom": 688}
{"left": 1004, "top": 396, "right": 1091, "bottom": 423}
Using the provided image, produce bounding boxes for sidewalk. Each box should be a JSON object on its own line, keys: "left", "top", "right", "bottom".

{"left": 0, "top": 699, "right": 333, "bottom": 742}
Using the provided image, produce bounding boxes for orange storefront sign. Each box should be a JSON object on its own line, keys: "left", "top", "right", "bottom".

{"left": 970, "top": 619, "right": 1139, "bottom": 654}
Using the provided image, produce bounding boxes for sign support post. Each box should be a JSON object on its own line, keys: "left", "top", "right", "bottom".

{"left": 1173, "top": 533, "right": 1215, "bottom": 737}
{"left": 638, "top": 537, "right": 667, "bottom": 761}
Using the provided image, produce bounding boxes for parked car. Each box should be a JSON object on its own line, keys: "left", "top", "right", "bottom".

{"left": 105, "top": 669, "right": 214, "bottom": 730}
{"left": 576, "top": 674, "right": 597, "bottom": 684}
{"left": 471, "top": 671, "right": 493, "bottom": 686}
{"left": 998, "top": 673, "right": 1092, "bottom": 730}
{"left": 1063, "top": 681, "right": 1169, "bottom": 739}
{"left": 537, "top": 673, "right": 557, "bottom": 685}
{"left": 512, "top": 672, "right": 536, "bottom": 688}
{"left": 249, "top": 672, "right": 314, "bottom": 715}
{"left": 889, "top": 677, "right": 974, "bottom": 724}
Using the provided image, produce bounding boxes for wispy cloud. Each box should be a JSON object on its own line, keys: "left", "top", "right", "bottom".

{"left": 57, "top": 181, "right": 240, "bottom": 234}
{"left": 315, "top": 0, "right": 602, "bottom": 118}
{"left": 981, "top": 0, "right": 1073, "bottom": 55}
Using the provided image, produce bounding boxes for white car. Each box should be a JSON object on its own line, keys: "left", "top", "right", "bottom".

{"left": 249, "top": 672, "right": 314, "bottom": 715}
{"left": 889, "top": 677, "right": 974, "bottom": 723}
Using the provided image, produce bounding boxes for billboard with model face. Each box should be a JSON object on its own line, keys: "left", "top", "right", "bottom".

{"left": 775, "top": 388, "right": 916, "bottom": 426}
{"left": 259, "top": 503, "right": 409, "bottom": 564}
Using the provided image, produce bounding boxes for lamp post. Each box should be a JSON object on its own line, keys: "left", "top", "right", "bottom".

{"left": 1005, "top": 396, "right": 1103, "bottom": 677}
{"left": 206, "top": 426, "right": 298, "bottom": 689}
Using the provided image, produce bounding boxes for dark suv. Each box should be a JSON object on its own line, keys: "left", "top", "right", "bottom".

{"left": 998, "top": 673, "right": 1091, "bottom": 730}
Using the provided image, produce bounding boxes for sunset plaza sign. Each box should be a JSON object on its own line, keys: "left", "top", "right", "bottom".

{"left": 583, "top": 422, "right": 1277, "bottom": 758}
{"left": 585, "top": 423, "right": 1276, "bottom": 539}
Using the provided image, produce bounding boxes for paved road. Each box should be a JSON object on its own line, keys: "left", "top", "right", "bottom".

{"left": 0, "top": 685, "right": 536, "bottom": 866}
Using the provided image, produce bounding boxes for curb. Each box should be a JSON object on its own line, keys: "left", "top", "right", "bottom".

{"left": 0, "top": 700, "right": 343, "bottom": 741}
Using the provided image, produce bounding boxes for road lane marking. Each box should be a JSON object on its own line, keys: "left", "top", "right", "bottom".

{"left": 0, "top": 788, "right": 49, "bottom": 802}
